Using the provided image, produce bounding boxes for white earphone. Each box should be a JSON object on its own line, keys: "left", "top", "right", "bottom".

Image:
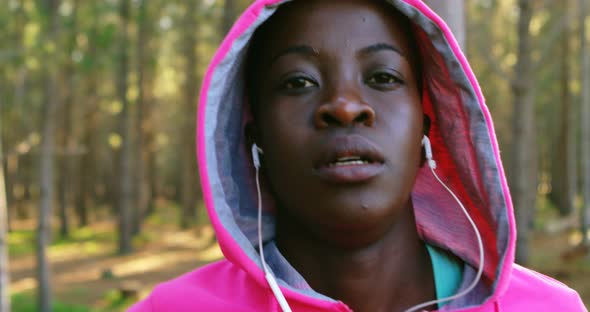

{"left": 251, "top": 137, "right": 484, "bottom": 312}
{"left": 251, "top": 143, "right": 263, "bottom": 169}
{"left": 421, "top": 134, "right": 437, "bottom": 169}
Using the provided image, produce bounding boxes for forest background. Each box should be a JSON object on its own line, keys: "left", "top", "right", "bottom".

{"left": 1, "top": 0, "right": 589, "bottom": 311}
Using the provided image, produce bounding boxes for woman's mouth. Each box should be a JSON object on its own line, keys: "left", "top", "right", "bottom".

{"left": 327, "top": 156, "right": 372, "bottom": 167}
{"left": 314, "top": 136, "right": 385, "bottom": 184}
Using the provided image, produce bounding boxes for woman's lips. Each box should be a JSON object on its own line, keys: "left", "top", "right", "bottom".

{"left": 314, "top": 161, "right": 385, "bottom": 183}
{"left": 313, "top": 135, "right": 385, "bottom": 184}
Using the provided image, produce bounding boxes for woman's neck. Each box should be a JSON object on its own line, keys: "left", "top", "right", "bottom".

{"left": 275, "top": 202, "right": 436, "bottom": 312}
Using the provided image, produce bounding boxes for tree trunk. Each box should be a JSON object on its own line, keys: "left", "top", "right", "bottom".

{"left": 76, "top": 128, "right": 93, "bottom": 227}
{"left": 2, "top": 152, "right": 10, "bottom": 234}
{"left": 552, "top": 0, "right": 576, "bottom": 216}
{"left": 76, "top": 6, "right": 101, "bottom": 228}
{"left": 0, "top": 86, "right": 11, "bottom": 312}
{"left": 117, "top": 0, "right": 133, "bottom": 254}
{"left": 511, "top": 0, "right": 536, "bottom": 265}
{"left": 567, "top": 0, "right": 578, "bottom": 221}
{"left": 180, "top": 0, "right": 200, "bottom": 229}
{"left": 132, "top": 0, "right": 153, "bottom": 236}
{"left": 424, "top": 0, "right": 466, "bottom": 50}
{"left": 146, "top": 150, "right": 157, "bottom": 216}
{"left": 37, "top": 0, "right": 60, "bottom": 309}
{"left": 57, "top": 157, "right": 70, "bottom": 237}
{"left": 10, "top": 10, "right": 27, "bottom": 230}
{"left": 565, "top": 0, "right": 578, "bottom": 218}
{"left": 580, "top": 0, "right": 590, "bottom": 247}
{"left": 15, "top": 156, "right": 30, "bottom": 220}
{"left": 58, "top": 0, "right": 80, "bottom": 237}
{"left": 57, "top": 71, "right": 72, "bottom": 239}
{"left": 77, "top": 101, "right": 97, "bottom": 227}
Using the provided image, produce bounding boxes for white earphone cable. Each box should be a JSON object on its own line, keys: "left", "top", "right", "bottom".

{"left": 256, "top": 168, "right": 270, "bottom": 275}
{"left": 403, "top": 137, "right": 485, "bottom": 312}
{"left": 254, "top": 144, "right": 293, "bottom": 312}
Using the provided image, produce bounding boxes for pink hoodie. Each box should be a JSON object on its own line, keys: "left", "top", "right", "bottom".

{"left": 129, "top": 0, "right": 587, "bottom": 311}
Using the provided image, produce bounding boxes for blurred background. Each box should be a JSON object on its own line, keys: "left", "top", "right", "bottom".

{"left": 1, "top": 0, "right": 589, "bottom": 311}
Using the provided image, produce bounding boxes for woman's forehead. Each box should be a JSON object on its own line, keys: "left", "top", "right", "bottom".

{"left": 256, "top": 0, "right": 415, "bottom": 57}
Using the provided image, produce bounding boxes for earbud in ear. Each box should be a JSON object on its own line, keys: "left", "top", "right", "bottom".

{"left": 421, "top": 135, "right": 437, "bottom": 169}
{"left": 251, "top": 143, "right": 263, "bottom": 169}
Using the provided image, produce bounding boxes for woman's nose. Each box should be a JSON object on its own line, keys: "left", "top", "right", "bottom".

{"left": 314, "top": 91, "right": 376, "bottom": 129}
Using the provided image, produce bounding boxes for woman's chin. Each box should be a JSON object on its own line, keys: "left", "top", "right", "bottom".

{"left": 311, "top": 212, "right": 398, "bottom": 249}
{"left": 278, "top": 195, "right": 411, "bottom": 248}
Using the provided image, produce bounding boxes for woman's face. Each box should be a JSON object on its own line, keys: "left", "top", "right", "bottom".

{"left": 251, "top": 0, "right": 423, "bottom": 247}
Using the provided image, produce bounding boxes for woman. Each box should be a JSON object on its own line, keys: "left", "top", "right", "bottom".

{"left": 130, "top": 0, "right": 586, "bottom": 311}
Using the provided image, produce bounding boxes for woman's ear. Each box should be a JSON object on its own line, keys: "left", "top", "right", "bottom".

{"left": 420, "top": 114, "right": 432, "bottom": 167}
{"left": 423, "top": 114, "right": 431, "bottom": 136}
{"left": 246, "top": 122, "right": 265, "bottom": 171}
{"left": 245, "top": 122, "right": 258, "bottom": 148}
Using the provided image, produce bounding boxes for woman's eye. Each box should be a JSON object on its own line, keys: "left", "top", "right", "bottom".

{"left": 281, "top": 77, "right": 317, "bottom": 90}
{"left": 366, "top": 72, "right": 404, "bottom": 87}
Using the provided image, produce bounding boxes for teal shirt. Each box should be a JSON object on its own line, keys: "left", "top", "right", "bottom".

{"left": 426, "top": 244, "right": 463, "bottom": 308}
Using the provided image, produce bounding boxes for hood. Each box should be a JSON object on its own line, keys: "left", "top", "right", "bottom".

{"left": 196, "top": 0, "right": 516, "bottom": 310}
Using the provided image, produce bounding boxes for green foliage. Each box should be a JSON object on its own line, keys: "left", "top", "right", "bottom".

{"left": 131, "top": 230, "right": 155, "bottom": 249}
{"left": 8, "top": 230, "right": 35, "bottom": 256}
{"left": 12, "top": 293, "right": 92, "bottom": 312}
{"left": 8, "top": 226, "right": 117, "bottom": 257}
{"left": 534, "top": 195, "right": 561, "bottom": 230}
{"left": 102, "top": 289, "right": 136, "bottom": 310}
{"left": 11, "top": 290, "right": 137, "bottom": 312}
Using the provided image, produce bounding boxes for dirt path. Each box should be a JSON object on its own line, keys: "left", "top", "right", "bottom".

{"left": 9, "top": 224, "right": 223, "bottom": 309}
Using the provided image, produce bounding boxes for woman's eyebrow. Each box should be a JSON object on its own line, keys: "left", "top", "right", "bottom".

{"left": 359, "top": 42, "right": 404, "bottom": 57}
{"left": 269, "top": 45, "right": 319, "bottom": 65}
